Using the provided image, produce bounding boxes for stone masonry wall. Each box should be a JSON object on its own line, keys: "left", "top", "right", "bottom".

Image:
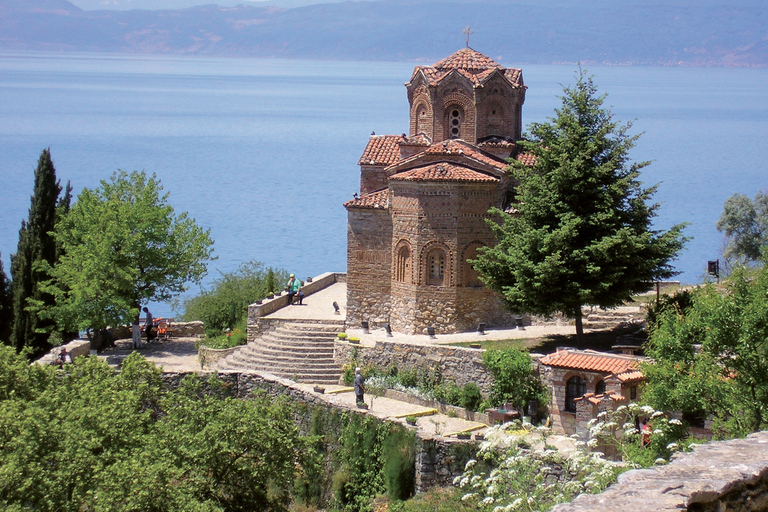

{"left": 334, "top": 338, "right": 491, "bottom": 392}
{"left": 346, "top": 207, "right": 392, "bottom": 328}
{"left": 551, "top": 431, "right": 768, "bottom": 512}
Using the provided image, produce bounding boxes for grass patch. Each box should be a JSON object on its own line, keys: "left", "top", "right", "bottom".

{"left": 449, "top": 325, "right": 644, "bottom": 354}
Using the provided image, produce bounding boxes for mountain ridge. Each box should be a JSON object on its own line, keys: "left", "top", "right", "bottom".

{"left": 1, "top": 0, "right": 766, "bottom": 67}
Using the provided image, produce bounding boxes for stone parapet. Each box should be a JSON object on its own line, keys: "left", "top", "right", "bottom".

{"left": 34, "top": 339, "right": 91, "bottom": 365}
{"left": 551, "top": 431, "right": 768, "bottom": 512}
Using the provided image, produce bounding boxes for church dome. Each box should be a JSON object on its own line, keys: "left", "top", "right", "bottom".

{"left": 433, "top": 47, "right": 502, "bottom": 72}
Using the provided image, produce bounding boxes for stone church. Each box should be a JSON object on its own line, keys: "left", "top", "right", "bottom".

{"left": 344, "top": 47, "right": 533, "bottom": 334}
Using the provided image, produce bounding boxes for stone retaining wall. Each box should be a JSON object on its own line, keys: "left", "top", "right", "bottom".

{"left": 34, "top": 339, "right": 91, "bottom": 365}
{"left": 334, "top": 338, "right": 491, "bottom": 392}
{"left": 198, "top": 345, "right": 239, "bottom": 370}
{"left": 552, "top": 431, "right": 768, "bottom": 512}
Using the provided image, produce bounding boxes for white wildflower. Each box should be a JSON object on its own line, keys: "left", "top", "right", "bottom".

{"left": 452, "top": 475, "right": 461, "bottom": 485}
{"left": 597, "top": 411, "right": 608, "bottom": 419}
{"left": 641, "top": 405, "right": 656, "bottom": 415}
{"left": 587, "top": 438, "right": 599, "bottom": 448}
{"left": 464, "top": 459, "right": 477, "bottom": 470}
{"left": 509, "top": 497, "right": 523, "bottom": 509}
{"left": 666, "top": 442, "right": 679, "bottom": 451}
{"left": 587, "top": 418, "right": 598, "bottom": 428}
{"left": 669, "top": 418, "right": 683, "bottom": 426}
{"left": 482, "top": 496, "right": 495, "bottom": 505}
{"left": 623, "top": 427, "right": 639, "bottom": 436}
{"left": 616, "top": 405, "right": 627, "bottom": 413}
{"left": 622, "top": 422, "right": 635, "bottom": 431}
{"left": 654, "top": 458, "right": 667, "bottom": 465}
{"left": 651, "top": 411, "right": 664, "bottom": 419}
{"left": 653, "top": 429, "right": 663, "bottom": 434}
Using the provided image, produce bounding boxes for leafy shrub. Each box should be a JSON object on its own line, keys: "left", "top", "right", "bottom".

{"left": 397, "top": 367, "right": 418, "bottom": 388}
{"left": 176, "top": 260, "right": 288, "bottom": 331}
{"left": 460, "top": 382, "right": 483, "bottom": 411}
{"left": 482, "top": 347, "right": 548, "bottom": 410}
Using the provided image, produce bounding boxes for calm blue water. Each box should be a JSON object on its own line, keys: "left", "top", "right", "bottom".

{"left": 1, "top": 52, "right": 767, "bottom": 318}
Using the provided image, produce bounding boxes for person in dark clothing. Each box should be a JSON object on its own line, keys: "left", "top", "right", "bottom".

{"left": 354, "top": 367, "right": 365, "bottom": 405}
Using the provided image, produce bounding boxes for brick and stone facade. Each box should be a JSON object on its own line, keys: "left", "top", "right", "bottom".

{"left": 537, "top": 348, "right": 645, "bottom": 435}
{"left": 346, "top": 48, "right": 530, "bottom": 334}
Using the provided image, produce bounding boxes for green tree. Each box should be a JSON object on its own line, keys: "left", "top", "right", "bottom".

{"left": 473, "top": 69, "right": 686, "bottom": 338}
{"left": 642, "top": 262, "right": 768, "bottom": 437}
{"left": 10, "top": 148, "right": 62, "bottom": 356}
{"left": 41, "top": 170, "right": 214, "bottom": 336}
{"left": 0, "top": 256, "right": 11, "bottom": 344}
{"left": 716, "top": 191, "right": 768, "bottom": 264}
{"left": 0, "top": 350, "right": 302, "bottom": 512}
{"left": 178, "top": 261, "right": 288, "bottom": 332}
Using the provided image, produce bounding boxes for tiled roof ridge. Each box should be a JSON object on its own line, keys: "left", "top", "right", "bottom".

{"left": 390, "top": 162, "right": 498, "bottom": 183}
{"left": 358, "top": 134, "right": 402, "bottom": 166}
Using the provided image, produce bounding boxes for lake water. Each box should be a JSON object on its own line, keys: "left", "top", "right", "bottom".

{"left": 1, "top": 52, "right": 766, "bottom": 318}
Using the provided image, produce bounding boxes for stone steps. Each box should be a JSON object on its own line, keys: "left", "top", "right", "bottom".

{"left": 582, "top": 306, "right": 645, "bottom": 330}
{"left": 217, "top": 320, "right": 343, "bottom": 384}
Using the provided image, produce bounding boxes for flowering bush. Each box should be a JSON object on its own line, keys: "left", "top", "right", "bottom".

{"left": 454, "top": 423, "right": 624, "bottom": 511}
{"left": 586, "top": 403, "right": 691, "bottom": 467}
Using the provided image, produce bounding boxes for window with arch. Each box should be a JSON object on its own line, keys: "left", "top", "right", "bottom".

{"left": 427, "top": 248, "right": 446, "bottom": 286}
{"left": 565, "top": 376, "right": 587, "bottom": 413}
{"left": 448, "top": 108, "right": 461, "bottom": 139}
{"left": 395, "top": 244, "right": 412, "bottom": 283}
{"left": 415, "top": 103, "right": 429, "bottom": 135}
{"left": 595, "top": 380, "right": 606, "bottom": 395}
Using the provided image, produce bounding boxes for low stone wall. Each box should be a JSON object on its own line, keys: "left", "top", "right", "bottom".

{"left": 552, "top": 431, "right": 768, "bottom": 512}
{"left": 109, "top": 320, "right": 204, "bottom": 340}
{"left": 383, "top": 389, "right": 490, "bottom": 424}
{"left": 198, "top": 345, "right": 239, "bottom": 370}
{"left": 34, "top": 339, "right": 91, "bottom": 366}
{"left": 334, "top": 338, "right": 491, "bottom": 392}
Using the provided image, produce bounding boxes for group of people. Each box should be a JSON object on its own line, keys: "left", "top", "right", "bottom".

{"left": 132, "top": 306, "right": 156, "bottom": 349}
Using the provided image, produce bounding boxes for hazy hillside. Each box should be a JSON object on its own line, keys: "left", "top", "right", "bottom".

{"left": 1, "top": 0, "right": 766, "bottom": 66}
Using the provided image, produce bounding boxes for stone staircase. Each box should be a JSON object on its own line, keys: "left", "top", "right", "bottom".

{"left": 216, "top": 319, "right": 345, "bottom": 385}
{"left": 582, "top": 306, "right": 646, "bottom": 330}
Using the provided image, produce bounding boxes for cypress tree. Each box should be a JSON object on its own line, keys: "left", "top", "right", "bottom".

{"left": 0, "top": 255, "right": 11, "bottom": 344}
{"left": 10, "top": 149, "right": 62, "bottom": 356}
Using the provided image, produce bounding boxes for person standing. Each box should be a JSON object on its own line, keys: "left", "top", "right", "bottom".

{"left": 143, "top": 307, "right": 154, "bottom": 345}
{"left": 354, "top": 367, "right": 365, "bottom": 406}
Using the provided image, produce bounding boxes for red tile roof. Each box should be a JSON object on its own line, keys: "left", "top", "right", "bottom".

{"left": 539, "top": 349, "right": 642, "bottom": 376}
{"left": 358, "top": 135, "right": 402, "bottom": 166}
{"left": 514, "top": 152, "right": 536, "bottom": 167}
{"left": 343, "top": 188, "right": 389, "bottom": 209}
{"left": 413, "top": 48, "right": 524, "bottom": 88}
{"left": 390, "top": 163, "right": 498, "bottom": 183}
{"left": 420, "top": 140, "right": 507, "bottom": 170}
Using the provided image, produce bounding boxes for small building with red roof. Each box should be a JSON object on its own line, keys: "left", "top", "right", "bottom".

{"left": 537, "top": 348, "right": 646, "bottom": 435}
{"left": 345, "top": 47, "right": 532, "bottom": 334}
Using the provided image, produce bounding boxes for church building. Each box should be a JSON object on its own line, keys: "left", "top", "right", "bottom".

{"left": 344, "top": 47, "right": 532, "bottom": 334}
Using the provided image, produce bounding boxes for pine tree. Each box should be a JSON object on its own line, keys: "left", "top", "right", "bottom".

{"left": 10, "top": 149, "right": 62, "bottom": 356}
{"left": 0, "top": 255, "right": 12, "bottom": 344}
{"left": 473, "top": 69, "right": 687, "bottom": 339}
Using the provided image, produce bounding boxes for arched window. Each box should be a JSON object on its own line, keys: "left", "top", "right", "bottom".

{"left": 395, "top": 244, "right": 411, "bottom": 283}
{"left": 427, "top": 248, "right": 446, "bottom": 286}
{"left": 595, "top": 380, "right": 606, "bottom": 395}
{"left": 565, "top": 376, "right": 586, "bottom": 413}
{"left": 448, "top": 108, "right": 461, "bottom": 139}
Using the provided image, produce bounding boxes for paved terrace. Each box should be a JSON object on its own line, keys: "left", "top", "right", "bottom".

{"left": 99, "top": 280, "right": 580, "bottom": 436}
